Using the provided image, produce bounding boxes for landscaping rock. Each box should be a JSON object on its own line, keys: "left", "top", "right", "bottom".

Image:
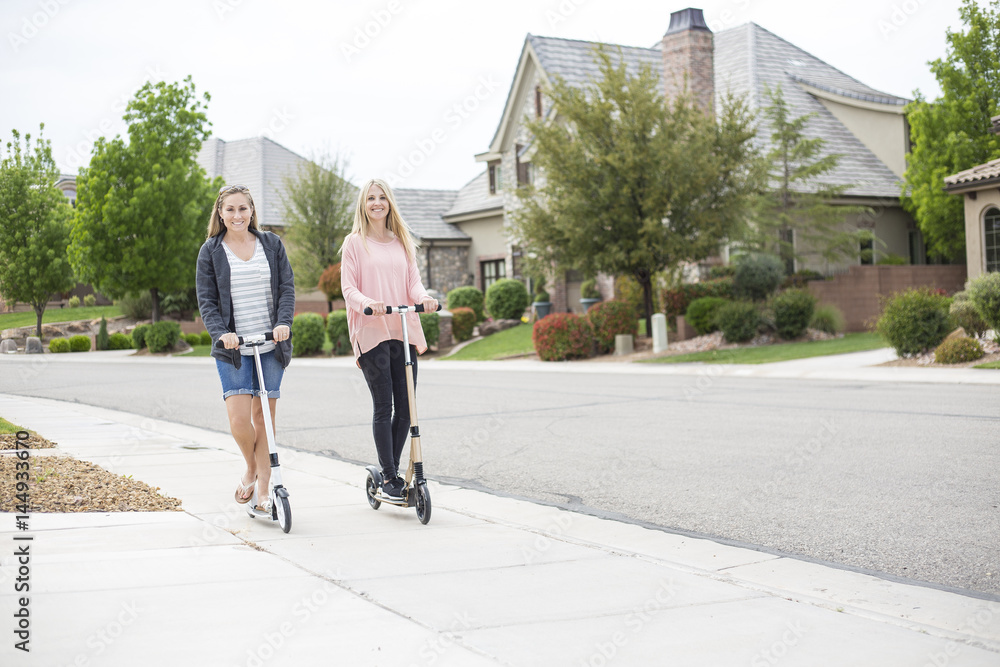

{"left": 479, "top": 319, "right": 522, "bottom": 336}
{"left": 25, "top": 337, "right": 42, "bottom": 354}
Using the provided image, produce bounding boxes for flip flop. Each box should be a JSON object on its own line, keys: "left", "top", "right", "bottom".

{"left": 235, "top": 476, "right": 255, "bottom": 504}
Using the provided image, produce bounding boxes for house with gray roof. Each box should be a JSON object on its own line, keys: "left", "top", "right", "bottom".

{"left": 449, "top": 7, "right": 924, "bottom": 314}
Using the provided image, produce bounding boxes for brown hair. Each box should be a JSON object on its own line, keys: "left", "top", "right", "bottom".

{"left": 207, "top": 185, "right": 260, "bottom": 238}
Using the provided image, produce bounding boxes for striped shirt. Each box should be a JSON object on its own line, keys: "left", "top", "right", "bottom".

{"left": 223, "top": 239, "right": 275, "bottom": 356}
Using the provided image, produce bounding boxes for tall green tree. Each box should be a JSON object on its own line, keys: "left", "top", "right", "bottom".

{"left": 70, "top": 76, "right": 219, "bottom": 322}
{"left": 512, "top": 47, "right": 762, "bottom": 336}
{"left": 903, "top": 0, "right": 1000, "bottom": 260}
{"left": 745, "top": 86, "right": 870, "bottom": 271}
{"left": 281, "top": 152, "right": 355, "bottom": 289}
{"left": 0, "top": 125, "right": 76, "bottom": 336}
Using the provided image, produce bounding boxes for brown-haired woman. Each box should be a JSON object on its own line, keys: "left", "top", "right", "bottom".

{"left": 196, "top": 184, "right": 295, "bottom": 511}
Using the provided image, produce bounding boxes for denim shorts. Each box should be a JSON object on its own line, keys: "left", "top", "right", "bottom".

{"left": 215, "top": 351, "right": 283, "bottom": 400}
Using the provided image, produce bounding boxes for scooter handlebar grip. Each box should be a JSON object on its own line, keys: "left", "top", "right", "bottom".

{"left": 214, "top": 331, "right": 285, "bottom": 348}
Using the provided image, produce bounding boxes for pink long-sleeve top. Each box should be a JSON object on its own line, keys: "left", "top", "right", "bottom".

{"left": 341, "top": 233, "right": 430, "bottom": 360}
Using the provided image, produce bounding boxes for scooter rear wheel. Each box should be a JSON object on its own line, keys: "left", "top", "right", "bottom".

{"left": 276, "top": 495, "right": 292, "bottom": 533}
{"left": 415, "top": 482, "right": 431, "bottom": 525}
{"left": 365, "top": 472, "right": 381, "bottom": 510}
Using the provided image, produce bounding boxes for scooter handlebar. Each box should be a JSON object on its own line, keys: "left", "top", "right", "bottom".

{"left": 363, "top": 304, "right": 443, "bottom": 315}
{"left": 214, "top": 331, "right": 290, "bottom": 349}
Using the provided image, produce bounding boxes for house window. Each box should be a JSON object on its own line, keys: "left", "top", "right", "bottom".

{"left": 985, "top": 207, "right": 1000, "bottom": 273}
{"left": 489, "top": 163, "right": 502, "bottom": 194}
{"left": 535, "top": 85, "right": 543, "bottom": 118}
{"left": 517, "top": 161, "right": 531, "bottom": 187}
{"left": 860, "top": 237, "right": 874, "bottom": 265}
{"left": 481, "top": 259, "right": 505, "bottom": 291}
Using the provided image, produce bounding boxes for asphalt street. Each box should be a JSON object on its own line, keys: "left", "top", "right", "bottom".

{"left": 1, "top": 354, "right": 998, "bottom": 597}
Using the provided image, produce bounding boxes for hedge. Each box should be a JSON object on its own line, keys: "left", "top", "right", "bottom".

{"left": 451, "top": 307, "right": 476, "bottom": 342}
{"left": 485, "top": 279, "right": 529, "bottom": 320}
{"left": 875, "top": 288, "right": 952, "bottom": 357}
{"left": 292, "top": 312, "right": 326, "bottom": 356}
{"left": 447, "top": 286, "right": 485, "bottom": 322}
{"left": 662, "top": 277, "right": 733, "bottom": 318}
{"left": 587, "top": 300, "right": 637, "bottom": 354}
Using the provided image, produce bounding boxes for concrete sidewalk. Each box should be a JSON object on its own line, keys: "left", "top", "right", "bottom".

{"left": 1, "top": 393, "right": 999, "bottom": 666}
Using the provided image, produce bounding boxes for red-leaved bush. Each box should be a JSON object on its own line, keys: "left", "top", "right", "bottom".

{"left": 532, "top": 313, "right": 593, "bottom": 361}
{"left": 661, "top": 277, "right": 733, "bottom": 318}
{"left": 587, "top": 300, "right": 638, "bottom": 354}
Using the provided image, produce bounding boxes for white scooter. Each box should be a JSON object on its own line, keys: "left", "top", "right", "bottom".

{"left": 216, "top": 331, "right": 292, "bottom": 533}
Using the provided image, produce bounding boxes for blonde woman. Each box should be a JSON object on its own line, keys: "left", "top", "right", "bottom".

{"left": 341, "top": 179, "right": 437, "bottom": 499}
{"left": 196, "top": 185, "right": 295, "bottom": 511}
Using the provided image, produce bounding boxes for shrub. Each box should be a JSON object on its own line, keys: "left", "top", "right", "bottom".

{"left": 810, "top": 304, "right": 845, "bottom": 335}
{"left": 199, "top": 330, "right": 213, "bottom": 346}
{"left": 67, "top": 295, "right": 81, "bottom": 308}
{"left": 96, "top": 316, "right": 109, "bottom": 351}
{"left": 533, "top": 279, "right": 550, "bottom": 303}
{"left": 934, "top": 336, "right": 984, "bottom": 364}
{"left": 772, "top": 289, "right": 817, "bottom": 340}
{"left": 716, "top": 301, "right": 761, "bottom": 343}
{"left": 967, "top": 271, "right": 1000, "bottom": 335}
{"left": 68, "top": 334, "right": 91, "bottom": 352}
{"left": 486, "top": 279, "right": 529, "bottom": 320}
{"left": 183, "top": 333, "right": 202, "bottom": 346}
{"left": 447, "top": 286, "right": 485, "bottom": 322}
{"left": 587, "top": 300, "right": 638, "bottom": 353}
{"left": 949, "top": 292, "right": 988, "bottom": 338}
{"left": 685, "top": 297, "right": 729, "bottom": 336}
{"left": 451, "top": 307, "right": 476, "bottom": 342}
{"left": 782, "top": 269, "right": 825, "bottom": 289}
{"left": 876, "top": 253, "right": 908, "bottom": 265}
{"left": 733, "top": 253, "right": 785, "bottom": 301}
{"left": 161, "top": 288, "right": 199, "bottom": 319}
{"left": 83, "top": 294, "right": 96, "bottom": 307}
{"left": 49, "top": 337, "right": 70, "bottom": 353}
{"left": 420, "top": 312, "right": 440, "bottom": 347}
{"left": 118, "top": 292, "right": 152, "bottom": 320}
{"left": 292, "top": 312, "right": 326, "bottom": 356}
{"left": 318, "top": 263, "right": 343, "bottom": 302}
{"left": 580, "top": 278, "right": 601, "bottom": 299}
{"left": 875, "top": 287, "right": 953, "bottom": 357}
{"left": 108, "top": 332, "right": 133, "bottom": 350}
{"left": 708, "top": 265, "right": 736, "bottom": 279}
{"left": 131, "top": 324, "right": 151, "bottom": 349}
{"left": 324, "top": 310, "right": 350, "bottom": 356}
{"left": 615, "top": 274, "right": 646, "bottom": 319}
{"left": 662, "top": 278, "right": 734, "bottom": 319}
{"left": 533, "top": 313, "right": 593, "bottom": 361}
{"left": 146, "top": 321, "right": 181, "bottom": 353}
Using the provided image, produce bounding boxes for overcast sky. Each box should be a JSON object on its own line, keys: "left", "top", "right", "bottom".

{"left": 1, "top": 0, "right": 973, "bottom": 192}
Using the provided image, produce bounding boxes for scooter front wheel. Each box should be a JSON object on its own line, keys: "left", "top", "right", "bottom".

{"left": 366, "top": 472, "right": 381, "bottom": 510}
{"left": 415, "top": 482, "right": 431, "bottom": 525}
{"left": 276, "top": 495, "right": 292, "bottom": 533}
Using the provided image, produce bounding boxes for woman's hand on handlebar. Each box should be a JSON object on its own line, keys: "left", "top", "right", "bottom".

{"left": 272, "top": 324, "right": 290, "bottom": 342}
{"left": 421, "top": 297, "right": 439, "bottom": 313}
{"left": 220, "top": 332, "right": 240, "bottom": 349}
{"left": 367, "top": 301, "right": 386, "bottom": 316}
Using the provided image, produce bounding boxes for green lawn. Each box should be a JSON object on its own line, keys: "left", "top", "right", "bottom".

{"left": 0, "top": 417, "right": 25, "bottom": 434}
{"left": 0, "top": 305, "right": 123, "bottom": 330}
{"left": 642, "top": 332, "right": 887, "bottom": 364}
{"left": 442, "top": 323, "right": 535, "bottom": 361}
{"left": 974, "top": 360, "right": 1000, "bottom": 369}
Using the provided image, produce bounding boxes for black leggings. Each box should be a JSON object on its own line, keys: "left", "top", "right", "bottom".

{"left": 358, "top": 339, "right": 417, "bottom": 477}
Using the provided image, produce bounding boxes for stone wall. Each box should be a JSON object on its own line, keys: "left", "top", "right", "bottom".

{"left": 416, "top": 245, "right": 470, "bottom": 295}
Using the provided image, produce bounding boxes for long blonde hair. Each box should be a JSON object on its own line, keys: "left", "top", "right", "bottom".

{"left": 207, "top": 185, "right": 260, "bottom": 238}
{"left": 342, "top": 178, "right": 418, "bottom": 262}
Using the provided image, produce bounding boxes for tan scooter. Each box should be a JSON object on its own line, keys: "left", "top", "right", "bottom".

{"left": 361, "top": 303, "right": 439, "bottom": 525}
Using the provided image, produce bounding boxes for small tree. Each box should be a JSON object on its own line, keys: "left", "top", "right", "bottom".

{"left": 317, "top": 263, "right": 343, "bottom": 312}
{"left": 513, "top": 46, "right": 762, "bottom": 337}
{"left": 903, "top": 0, "right": 1000, "bottom": 260}
{"left": 0, "top": 126, "right": 75, "bottom": 337}
{"left": 70, "top": 77, "right": 219, "bottom": 322}
{"left": 744, "top": 86, "right": 870, "bottom": 271}
{"left": 282, "top": 152, "right": 355, "bottom": 288}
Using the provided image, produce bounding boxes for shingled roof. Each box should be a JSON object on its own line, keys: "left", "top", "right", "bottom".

{"left": 444, "top": 170, "right": 503, "bottom": 219}
{"left": 493, "top": 23, "right": 906, "bottom": 203}
{"left": 393, "top": 188, "right": 469, "bottom": 241}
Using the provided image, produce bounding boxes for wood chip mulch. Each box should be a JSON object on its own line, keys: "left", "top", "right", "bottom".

{"left": 0, "top": 453, "right": 182, "bottom": 513}
{"left": 0, "top": 433, "right": 57, "bottom": 450}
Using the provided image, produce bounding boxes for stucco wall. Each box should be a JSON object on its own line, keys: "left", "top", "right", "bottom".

{"left": 963, "top": 192, "right": 1000, "bottom": 281}
{"left": 815, "top": 98, "right": 908, "bottom": 179}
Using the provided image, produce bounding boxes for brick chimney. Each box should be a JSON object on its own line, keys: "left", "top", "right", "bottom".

{"left": 661, "top": 7, "right": 714, "bottom": 114}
